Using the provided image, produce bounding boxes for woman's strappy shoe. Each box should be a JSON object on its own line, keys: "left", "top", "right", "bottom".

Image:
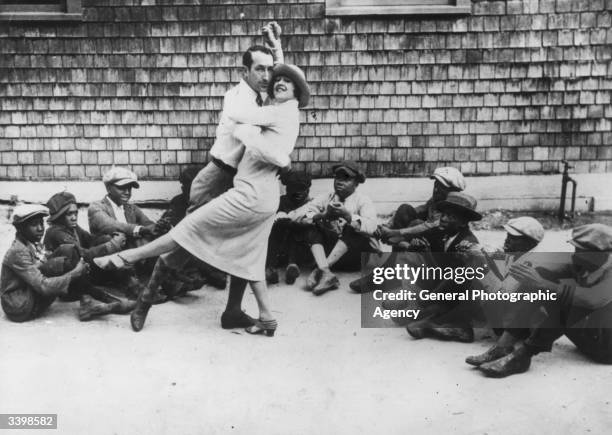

{"left": 245, "top": 319, "right": 278, "bottom": 337}
{"left": 93, "top": 253, "right": 131, "bottom": 271}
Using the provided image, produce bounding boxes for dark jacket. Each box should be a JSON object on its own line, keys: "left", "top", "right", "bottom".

{"left": 43, "top": 223, "right": 120, "bottom": 263}
{"left": 1, "top": 236, "right": 72, "bottom": 310}
{"left": 88, "top": 197, "right": 154, "bottom": 237}
{"left": 155, "top": 193, "right": 189, "bottom": 235}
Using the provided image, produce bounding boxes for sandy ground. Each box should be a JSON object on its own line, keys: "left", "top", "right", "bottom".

{"left": 0, "top": 208, "right": 610, "bottom": 435}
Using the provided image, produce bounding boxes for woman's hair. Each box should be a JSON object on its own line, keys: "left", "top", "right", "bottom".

{"left": 267, "top": 75, "right": 301, "bottom": 101}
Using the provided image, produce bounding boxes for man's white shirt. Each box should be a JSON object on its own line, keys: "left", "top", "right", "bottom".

{"left": 210, "top": 79, "right": 265, "bottom": 168}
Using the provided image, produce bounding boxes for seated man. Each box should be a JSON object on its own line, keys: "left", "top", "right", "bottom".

{"left": 266, "top": 170, "right": 312, "bottom": 285}
{"left": 0, "top": 204, "right": 122, "bottom": 322}
{"left": 288, "top": 161, "right": 380, "bottom": 295}
{"left": 154, "top": 166, "right": 201, "bottom": 236}
{"left": 477, "top": 223, "right": 612, "bottom": 377}
{"left": 376, "top": 166, "right": 465, "bottom": 248}
{"left": 88, "top": 167, "right": 156, "bottom": 248}
{"left": 403, "top": 192, "right": 484, "bottom": 343}
{"left": 465, "top": 216, "right": 545, "bottom": 366}
{"left": 88, "top": 167, "right": 157, "bottom": 297}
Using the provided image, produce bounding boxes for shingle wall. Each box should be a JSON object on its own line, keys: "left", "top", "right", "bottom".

{"left": 0, "top": 0, "right": 611, "bottom": 180}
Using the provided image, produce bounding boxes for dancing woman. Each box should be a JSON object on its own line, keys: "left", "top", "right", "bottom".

{"left": 95, "top": 64, "right": 310, "bottom": 336}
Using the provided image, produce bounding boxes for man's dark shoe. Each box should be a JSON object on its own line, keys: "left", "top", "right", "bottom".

{"left": 285, "top": 263, "right": 300, "bottom": 285}
{"left": 266, "top": 267, "right": 279, "bottom": 285}
{"left": 406, "top": 325, "right": 427, "bottom": 339}
{"left": 130, "top": 298, "right": 152, "bottom": 332}
{"left": 110, "top": 298, "right": 137, "bottom": 315}
{"left": 428, "top": 325, "right": 474, "bottom": 343}
{"left": 125, "top": 275, "right": 144, "bottom": 300}
{"left": 306, "top": 268, "right": 323, "bottom": 290}
{"left": 405, "top": 321, "right": 474, "bottom": 343}
{"left": 349, "top": 274, "right": 374, "bottom": 293}
{"left": 478, "top": 346, "right": 532, "bottom": 378}
{"left": 221, "top": 310, "right": 255, "bottom": 329}
{"left": 312, "top": 271, "right": 339, "bottom": 296}
{"left": 78, "top": 295, "right": 114, "bottom": 321}
{"left": 466, "top": 345, "right": 514, "bottom": 367}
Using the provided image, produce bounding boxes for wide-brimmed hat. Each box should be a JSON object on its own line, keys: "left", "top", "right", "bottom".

{"left": 332, "top": 160, "right": 366, "bottom": 184}
{"left": 569, "top": 224, "right": 612, "bottom": 251}
{"left": 102, "top": 167, "right": 140, "bottom": 188}
{"left": 504, "top": 216, "right": 544, "bottom": 242}
{"left": 267, "top": 64, "right": 310, "bottom": 108}
{"left": 12, "top": 204, "right": 49, "bottom": 225}
{"left": 435, "top": 192, "right": 482, "bottom": 221}
{"left": 430, "top": 167, "right": 466, "bottom": 191}
{"left": 46, "top": 191, "right": 77, "bottom": 222}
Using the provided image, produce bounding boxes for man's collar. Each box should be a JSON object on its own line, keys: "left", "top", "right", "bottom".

{"left": 239, "top": 78, "right": 263, "bottom": 99}
{"left": 15, "top": 233, "right": 41, "bottom": 251}
{"left": 106, "top": 195, "right": 124, "bottom": 208}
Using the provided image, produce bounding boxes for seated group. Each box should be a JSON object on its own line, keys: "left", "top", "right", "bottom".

{"left": 2, "top": 162, "right": 611, "bottom": 378}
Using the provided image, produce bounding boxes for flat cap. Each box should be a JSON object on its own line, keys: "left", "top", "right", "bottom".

{"left": 332, "top": 160, "right": 366, "bottom": 184}
{"left": 102, "top": 167, "right": 140, "bottom": 188}
{"left": 12, "top": 204, "right": 49, "bottom": 225}
{"left": 430, "top": 167, "right": 466, "bottom": 191}
{"left": 504, "top": 216, "right": 545, "bottom": 243}
{"left": 569, "top": 224, "right": 612, "bottom": 251}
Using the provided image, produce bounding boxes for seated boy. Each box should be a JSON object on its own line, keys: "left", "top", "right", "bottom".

{"left": 376, "top": 166, "right": 465, "bottom": 248}
{"left": 266, "top": 170, "right": 313, "bottom": 285}
{"left": 1, "top": 204, "right": 127, "bottom": 322}
{"left": 43, "top": 191, "right": 136, "bottom": 315}
{"left": 288, "top": 161, "right": 380, "bottom": 295}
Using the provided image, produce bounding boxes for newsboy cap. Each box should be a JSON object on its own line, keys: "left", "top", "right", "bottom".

{"left": 12, "top": 204, "right": 49, "bottom": 225}
{"left": 569, "top": 224, "right": 612, "bottom": 252}
{"left": 102, "top": 167, "right": 140, "bottom": 188}
{"left": 430, "top": 167, "right": 466, "bottom": 191}
{"left": 46, "top": 191, "right": 77, "bottom": 222}
{"left": 332, "top": 160, "right": 366, "bottom": 184}
{"left": 504, "top": 216, "right": 545, "bottom": 243}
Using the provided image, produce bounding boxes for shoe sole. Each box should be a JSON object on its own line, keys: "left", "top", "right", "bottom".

{"left": 312, "top": 283, "right": 339, "bottom": 296}
{"left": 285, "top": 265, "right": 300, "bottom": 285}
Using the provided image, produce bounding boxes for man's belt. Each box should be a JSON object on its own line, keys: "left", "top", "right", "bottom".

{"left": 212, "top": 158, "right": 237, "bottom": 175}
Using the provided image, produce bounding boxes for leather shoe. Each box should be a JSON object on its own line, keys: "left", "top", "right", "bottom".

{"left": 406, "top": 325, "right": 427, "bottom": 339}
{"left": 266, "top": 267, "right": 279, "bottom": 285}
{"left": 478, "top": 346, "right": 532, "bottom": 378}
{"left": 285, "top": 263, "right": 300, "bottom": 285}
{"left": 306, "top": 268, "right": 322, "bottom": 290}
{"left": 130, "top": 298, "right": 152, "bottom": 332}
{"left": 78, "top": 295, "right": 114, "bottom": 321}
{"left": 110, "top": 298, "right": 137, "bottom": 315}
{"left": 428, "top": 325, "right": 474, "bottom": 343}
{"left": 465, "top": 345, "right": 514, "bottom": 367}
{"left": 405, "top": 321, "right": 474, "bottom": 343}
{"left": 312, "top": 271, "right": 339, "bottom": 296}
{"left": 221, "top": 310, "right": 255, "bottom": 329}
{"left": 349, "top": 274, "right": 373, "bottom": 293}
